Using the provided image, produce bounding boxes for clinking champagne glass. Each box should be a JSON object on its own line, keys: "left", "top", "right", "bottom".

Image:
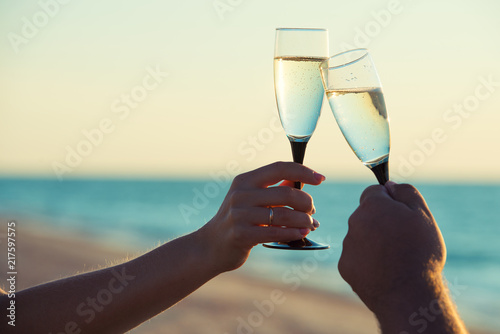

{"left": 263, "top": 28, "right": 329, "bottom": 250}
{"left": 320, "top": 49, "right": 390, "bottom": 185}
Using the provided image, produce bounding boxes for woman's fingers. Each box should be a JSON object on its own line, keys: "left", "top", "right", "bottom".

{"left": 279, "top": 180, "right": 297, "bottom": 188}
{"left": 231, "top": 207, "right": 318, "bottom": 230}
{"left": 217, "top": 162, "right": 324, "bottom": 250}
{"left": 204, "top": 162, "right": 325, "bottom": 272}
{"left": 234, "top": 161, "right": 325, "bottom": 189}
{"left": 235, "top": 187, "right": 315, "bottom": 214}
{"left": 268, "top": 207, "right": 319, "bottom": 230}
{"left": 242, "top": 225, "right": 311, "bottom": 245}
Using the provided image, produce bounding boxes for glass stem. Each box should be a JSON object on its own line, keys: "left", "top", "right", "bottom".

{"left": 370, "top": 161, "right": 389, "bottom": 185}
{"left": 290, "top": 141, "right": 308, "bottom": 189}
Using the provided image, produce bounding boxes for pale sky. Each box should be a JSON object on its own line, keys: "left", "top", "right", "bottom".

{"left": 1, "top": 0, "right": 499, "bottom": 182}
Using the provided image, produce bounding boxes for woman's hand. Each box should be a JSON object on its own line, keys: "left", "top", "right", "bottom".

{"left": 198, "top": 161, "right": 325, "bottom": 273}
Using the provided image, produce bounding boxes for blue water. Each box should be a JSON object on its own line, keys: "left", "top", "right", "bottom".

{"left": 0, "top": 178, "right": 499, "bottom": 331}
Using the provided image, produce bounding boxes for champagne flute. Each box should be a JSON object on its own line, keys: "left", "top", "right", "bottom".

{"left": 263, "top": 28, "right": 329, "bottom": 250}
{"left": 320, "top": 49, "right": 390, "bottom": 185}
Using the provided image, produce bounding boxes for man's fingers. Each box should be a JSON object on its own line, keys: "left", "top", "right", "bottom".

{"left": 359, "top": 182, "right": 432, "bottom": 216}
{"left": 235, "top": 161, "right": 325, "bottom": 189}
{"left": 385, "top": 181, "right": 432, "bottom": 214}
{"left": 359, "top": 184, "right": 391, "bottom": 205}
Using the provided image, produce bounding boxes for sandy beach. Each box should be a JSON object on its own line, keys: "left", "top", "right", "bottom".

{"left": 0, "top": 222, "right": 495, "bottom": 334}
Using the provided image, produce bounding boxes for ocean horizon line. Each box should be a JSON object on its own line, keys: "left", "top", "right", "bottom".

{"left": 0, "top": 174, "right": 499, "bottom": 186}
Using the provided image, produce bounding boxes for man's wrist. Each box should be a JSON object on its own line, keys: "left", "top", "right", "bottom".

{"left": 373, "top": 274, "right": 446, "bottom": 333}
{"left": 373, "top": 274, "right": 467, "bottom": 334}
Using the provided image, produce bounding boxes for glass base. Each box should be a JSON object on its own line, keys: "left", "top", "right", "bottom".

{"left": 263, "top": 237, "right": 329, "bottom": 250}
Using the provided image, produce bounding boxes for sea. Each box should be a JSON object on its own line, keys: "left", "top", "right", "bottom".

{"left": 0, "top": 178, "right": 499, "bottom": 331}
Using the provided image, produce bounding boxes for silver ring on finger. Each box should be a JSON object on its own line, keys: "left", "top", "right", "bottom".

{"left": 268, "top": 207, "right": 274, "bottom": 227}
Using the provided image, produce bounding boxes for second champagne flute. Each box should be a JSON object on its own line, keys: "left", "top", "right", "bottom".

{"left": 320, "top": 48, "right": 390, "bottom": 184}
{"left": 263, "top": 28, "right": 329, "bottom": 250}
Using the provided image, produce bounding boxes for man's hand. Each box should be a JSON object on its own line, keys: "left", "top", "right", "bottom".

{"left": 339, "top": 181, "right": 468, "bottom": 333}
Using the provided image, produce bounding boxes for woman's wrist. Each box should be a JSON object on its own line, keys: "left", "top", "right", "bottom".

{"left": 190, "top": 222, "right": 232, "bottom": 276}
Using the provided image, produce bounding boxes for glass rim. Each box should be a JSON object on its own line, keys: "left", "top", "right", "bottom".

{"left": 323, "top": 48, "right": 370, "bottom": 70}
{"left": 276, "top": 27, "right": 327, "bottom": 32}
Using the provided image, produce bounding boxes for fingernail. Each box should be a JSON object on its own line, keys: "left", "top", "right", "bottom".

{"left": 313, "top": 172, "right": 326, "bottom": 182}
{"left": 313, "top": 219, "right": 320, "bottom": 229}
{"left": 299, "top": 228, "right": 310, "bottom": 237}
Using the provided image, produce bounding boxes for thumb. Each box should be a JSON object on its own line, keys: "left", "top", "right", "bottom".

{"left": 385, "top": 181, "right": 432, "bottom": 215}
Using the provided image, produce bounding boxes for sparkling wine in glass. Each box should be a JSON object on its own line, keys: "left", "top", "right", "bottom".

{"left": 320, "top": 49, "right": 390, "bottom": 184}
{"left": 263, "top": 28, "right": 329, "bottom": 250}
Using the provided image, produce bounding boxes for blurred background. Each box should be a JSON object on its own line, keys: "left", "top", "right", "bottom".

{"left": 0, "top": 0, "right": 499, "bottom": 333}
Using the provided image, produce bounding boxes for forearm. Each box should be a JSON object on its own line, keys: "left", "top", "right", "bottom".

{"left": 0, "top": 162, "right": 322, "bottom": 333}
{"left": 2, "top": 229, "right": 219, "bottom": 333}
{"left": 374, "top": 276, "right": 468, "bottom": 334}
